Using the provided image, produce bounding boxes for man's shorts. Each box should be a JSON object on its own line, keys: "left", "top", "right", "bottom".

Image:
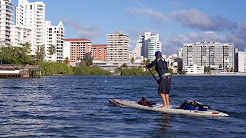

{"left": 158, "top": 76, "right": 171, "bottom": 94}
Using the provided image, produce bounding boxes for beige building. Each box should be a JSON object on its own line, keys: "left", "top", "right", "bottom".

{"left": 107, "top": 31, "right": 130, "bottom": 63}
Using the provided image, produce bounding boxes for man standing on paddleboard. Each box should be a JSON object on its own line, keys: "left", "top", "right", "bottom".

{"left": 146, "top": 51, "right": 171, "bottom": 108}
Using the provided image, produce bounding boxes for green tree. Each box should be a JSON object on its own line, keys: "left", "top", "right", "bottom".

{"left": 204, "top": 66, "right": 211, "bottom": 73}
{"left": 120, "top": 63, "right": 128, "bottom": 68}
{"left": 48, "top": 44, "right": 56, "bottom": 55}
{"left": 130, "top": 57, "right": 135, "bottom": 64}
{"left": 36, "top": 45, "right": 45, "bottom": 63}
{"left": 80, "top": 54, "right": 93, "bottom": 67}
{"left": 41, "top": 62, "right": 73, "bottom": 75}
{"left": 20, "top": 42, "right": 32, "bottom": 54}
{"left": 64, "top": 57, "right": 70, "bottom": 65}
{"left": 0, "top": 46, "right": 30, "bottom": 64}
{"left": 143, "top": 59, "right": 150, "bottom": 65}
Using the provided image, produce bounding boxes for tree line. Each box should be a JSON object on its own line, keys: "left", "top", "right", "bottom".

{"left": 0, "top": 43, "right": 111, "bottom": 76}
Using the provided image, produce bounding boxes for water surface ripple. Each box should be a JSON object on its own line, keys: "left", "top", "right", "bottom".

{"left": 0, "top": 76, "right": 246, "bottom": 137}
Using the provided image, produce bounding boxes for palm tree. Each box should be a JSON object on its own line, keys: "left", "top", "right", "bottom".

{"left": 64, "top": 57, "right": 70, "bottom": 65}
{"left": 20, "top": 42, "right": 32, "bottom": 54}
{"left": 48, "top": 44, "right": 56, "bottom": 55}
{"left": 130, "top": 57, "right": 135, "bottom": 64}
{"left": 36, "top": 45, "right": 45, "bottom": 63}
{"left": 143, "top": 59, "right": 150, "bottom": 65}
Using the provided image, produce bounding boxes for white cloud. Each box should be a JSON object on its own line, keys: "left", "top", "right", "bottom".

{"left": 127, "top": 7, "right": 168, "bottom": 23}
{"left": 61, "top": 18, "right": 101, "bottom": 39}
{"left": 172, "top": 9, "right": 237, "bottom": 31}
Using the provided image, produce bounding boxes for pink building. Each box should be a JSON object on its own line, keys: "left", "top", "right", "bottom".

{"left": 91, "top": 44, "right": 107, "bottom": 61}
{"left": 64, "top": 38, "right": 91, "bottom": 62}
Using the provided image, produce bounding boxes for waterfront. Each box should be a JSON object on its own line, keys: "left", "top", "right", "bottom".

{"left": 0, "top": 76, "right": 246, "bottom": 137}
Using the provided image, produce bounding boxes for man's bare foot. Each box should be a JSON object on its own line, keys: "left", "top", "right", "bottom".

{"left": 161, "top": 106, "right": 167, "bottom": 108}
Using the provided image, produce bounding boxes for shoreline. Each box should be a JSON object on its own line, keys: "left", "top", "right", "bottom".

{"left": 172, "top": 73, "right": 246, "bottom": 77}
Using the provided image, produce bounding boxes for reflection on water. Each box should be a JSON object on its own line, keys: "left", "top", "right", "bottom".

{"left": 159, "top": 114, "right": 172, "bottom": 130}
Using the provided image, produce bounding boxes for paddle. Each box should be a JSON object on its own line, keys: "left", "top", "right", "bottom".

{"left": 147, "top": 68, "right": 158, "bottom": 83}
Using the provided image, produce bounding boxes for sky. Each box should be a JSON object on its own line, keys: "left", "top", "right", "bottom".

{"left": 12, "top": 0, "right": 246, "bottom": 55}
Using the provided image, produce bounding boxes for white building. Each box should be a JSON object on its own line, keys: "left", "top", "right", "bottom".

{"left": 184, "top": 65, "right": 204, "bottom": 74}
{"left": 238, "top": 51, "right": 246, "bottom": 73}
{"left": 133, "top": 42, "right": 142, "bottom": 59}
{"left": 183, "top": 41, "right": 234, "bottom": 71}
{"left": 44, "top": 21, "right": 64, "bottom": 62}
{"left": 107, "top": 31, "right": 130, "bottom": 63}
{"left": 0, "top": 0, "right": 13, "bottom": 46}
{"left": 178, "top": 48, "right": 183, "bottom": 58}
{"left": 10, "top": 25, "right": 32, "bottom": 46}
{"left": 137, "top": 32, "right": 161, "bottom": 61}
{"left": 63, "top": 41, "right": 70, "bottom": 61}
{"left": 16, "top": 0, "right": 45, "bottom": 55}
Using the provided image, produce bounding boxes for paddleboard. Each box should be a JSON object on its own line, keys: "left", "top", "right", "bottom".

{"left": 109, "top": 99, "right": 229, "bottom": 117}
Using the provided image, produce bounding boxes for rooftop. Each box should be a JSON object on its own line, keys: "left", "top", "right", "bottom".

{"left": 64, "top": 38, "right": 91, "bottom": 42}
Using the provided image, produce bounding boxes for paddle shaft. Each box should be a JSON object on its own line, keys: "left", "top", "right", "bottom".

{"left": 147, "top": 68, "right": 158, "bottom": 82}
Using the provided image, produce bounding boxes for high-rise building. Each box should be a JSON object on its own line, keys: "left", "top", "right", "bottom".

{"left": 64, "top": 38, "right": 91, "bottom": 63}
{"left": 0, "top": 0, "right": 13, "bottom": 46}
{"left": 238, "top": 51, "right": 246, "bottom": 73}
{"left": 91, "top": 44, "right": 107, "bottom": 61}
{"left": 183, "top": 41, "right": 234, "bottom": 71}
{"left": 107, "top": 31, "right": 130, "bottom": 62}
{"left": 134, "top": 35, "right": 144, "bottom": 58}
{"left": 10, "top": 25, "right": 32, "bottom": 46}
{"left": 44, "top": 21, "right": 64, "bottom": 62}
{"left": 16, "top": 0, "right": 45, "bottom": 54}
{"left": 178, "top": 48, "right": 183, "bottom": 58}
{"left": 137, "top": 32, "right": 161, "bottom": 61}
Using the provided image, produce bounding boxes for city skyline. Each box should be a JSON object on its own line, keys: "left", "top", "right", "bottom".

{"left": 11, "top": 0, "right": 246, "bottom": 55}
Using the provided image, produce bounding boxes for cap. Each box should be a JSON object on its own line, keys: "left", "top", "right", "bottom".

{"left": 155, "top": 51, "right": 162, "bottom": 56}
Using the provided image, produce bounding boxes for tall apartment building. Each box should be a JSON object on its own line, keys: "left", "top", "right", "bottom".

{"left": 91, "top": 44, "right": 107, "bottom": 61}
{"left": 238, "top": 51, "right": 246, "bottom": 73}
{"left": 183, "top": 41, "right": 234, "bottom": 71}
{"left": 44, "top": 21, "right": 64, "bottom": 62}
{"left": 64, "top": 38, "right": 91, "bottom": 63}
{"left": 15, "top": 0, "right": 45, "bottom": 55}
{"left": 0, "top": 0, "right": 12, "bottom": 46}
{"left": 10, "top": 25, "right": 32, "bottom": 46}
{"left": 107, "top": 31, "right": 130, "bottom": 62}
{"left": 137, "top": 32, "right": 162, "bottom": 61}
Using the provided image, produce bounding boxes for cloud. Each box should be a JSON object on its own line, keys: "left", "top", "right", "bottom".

{"left": 172, "top": 9, "right": 237, "bottom": 31}
{"left": 128, "top": 8, "right": 237, "bottom": 31}
{"left": 168, "top": 2, "right": 184, "bottom": 9}
{"left": 127, "top": 7, "right": 168, "bottom": 23}
{"left": 226, "top": 24, "right": 246, "bottom": 50}
{"left": 61, "top": 18, "right": 102, "bottom": 39}
{"left": 162, "top": 31, "right": 226, "bottom": 55}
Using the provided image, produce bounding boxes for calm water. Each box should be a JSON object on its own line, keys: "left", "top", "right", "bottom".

{"left": 0, "top": 76, "right": 246, "bottom": 137}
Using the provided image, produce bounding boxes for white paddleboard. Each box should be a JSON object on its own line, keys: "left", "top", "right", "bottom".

{"left": 109, "top": 99, "right": 229, "bottom": 117}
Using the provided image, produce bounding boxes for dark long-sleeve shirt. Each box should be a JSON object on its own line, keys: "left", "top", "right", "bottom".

{"left": 146, "top": 58, "right": 169, "bottom": 77}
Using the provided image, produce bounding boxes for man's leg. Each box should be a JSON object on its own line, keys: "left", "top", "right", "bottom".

{"left": 164, "top": 94, "right": 169, "bottom": 108}
{"left": 160, "top": 93, "right": 167, "bottom": 108}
